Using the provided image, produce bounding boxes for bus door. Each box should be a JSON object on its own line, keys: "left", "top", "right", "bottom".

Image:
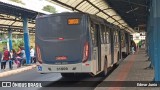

{"left": 95, "top": 24, "right": 101, "bottom": 72}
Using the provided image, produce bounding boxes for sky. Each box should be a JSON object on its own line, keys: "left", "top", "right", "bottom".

{"left": 22, "top": 0, "right": 71, "bottom": 13}
{"left": 1, "top": 0, "right": 71, "bottom": 13}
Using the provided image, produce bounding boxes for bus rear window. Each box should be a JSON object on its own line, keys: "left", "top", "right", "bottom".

{"left": 36, "top": 16, "right": 82, "bottom": 39}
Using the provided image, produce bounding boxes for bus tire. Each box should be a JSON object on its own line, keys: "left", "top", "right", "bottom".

{"left": 101, "top": 56, "right": 108, "bottom": 77}
{"left": 117, "top": 52, "right": 120, "bottom": 61}
{"left": 61, "top": 73, "right": 74, "bottom": 78}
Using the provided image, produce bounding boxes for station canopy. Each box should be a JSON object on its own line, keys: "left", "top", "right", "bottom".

{"left": 48, "top": 0, "right": 135, "bottom": 33}
{"left": 106, "top": 0, "right": 149, "bottom": 32}
{"left": 0, "top": 0, "right": 49, "bottom": 34}
{"left": 0, "top": 13, "right": 35, "bottom": 34}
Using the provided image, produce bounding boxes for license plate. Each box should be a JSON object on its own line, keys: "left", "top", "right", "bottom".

{"left": 57, "top": 67, "right": 68, "bottom": 71}
{"left": 56, "top": 56, "right": 67, "bottom": 60}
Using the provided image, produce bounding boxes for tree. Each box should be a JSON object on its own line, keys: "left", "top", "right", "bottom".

{"left": 10, "top": 0, "right": 25, "bottom": 5}
{"left": 42, "top": 5, "right": 57, "bottom": 13}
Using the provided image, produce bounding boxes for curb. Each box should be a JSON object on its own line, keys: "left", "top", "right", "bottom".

{"left": 0, "top": 65, "right": 37, "bottom": 78}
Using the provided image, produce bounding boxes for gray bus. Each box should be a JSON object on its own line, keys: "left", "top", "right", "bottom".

{"left": 35, "top": 12, "right": 130, "bottom": 77}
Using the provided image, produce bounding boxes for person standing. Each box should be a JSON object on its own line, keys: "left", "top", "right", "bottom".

{"left": 130, "top": 40, "right": 136, "bottom": 53}
{"left": 30, "top": 46, "right": 35, "bottom": 63}
{"left": 9, "top": 49, "right": 17, "bottom": 69}
{"left": 1, "top": 47, "right": 10, "bottom": 71}
{"left": 20, "top": 46, "right": 26, "bottom": 66}
{"left": 16, "top": 46, "right": 26, "bottom": 67}
{"left": 0, "top": 52, "right": 2, "bottom": 61}
{"left": 131, "top": 46, "right": 135, "bottom": 54}
{"left": 16, "top": 46, "right": 22, "bottom": 68}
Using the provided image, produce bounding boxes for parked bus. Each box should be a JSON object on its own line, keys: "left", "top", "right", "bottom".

{"left": 35, "top": 12, "right": 130, "bottom": 77}
{"left": 120, "top": 30, "right": 131, "bottom": 58}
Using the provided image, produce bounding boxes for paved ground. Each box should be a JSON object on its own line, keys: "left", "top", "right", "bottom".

{"left": 0, "top": 61, "right": 36, "bottom": 78}
{"left": 0, "top": 61, "right": 24, "bottom": 72}
{"left": 0, "top": 68, "right": 102, "bottom": 90}
{"left": 95, "top": 48, "right": 156, "bottom": 90}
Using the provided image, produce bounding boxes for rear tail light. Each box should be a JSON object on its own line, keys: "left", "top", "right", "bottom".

{"left": 82, "top": 42, "right": 89, "bottom": 63}
{"left": 36, "top": 45, "right": 43, "bottom": 64}
{"left": 58, "top": 37, "right": 64, "bottom": 40}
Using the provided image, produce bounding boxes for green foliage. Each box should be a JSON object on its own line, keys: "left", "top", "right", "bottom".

{"left": 0, "top": 39, "right": 24, "bottom": 52}
{"left": 0, "top": 42, "right": 6, "bottom": 52}
{"left": 10, "top": 0, "right": 25, "bottom": 5}
{"left": 2, "top": 40, "right": 7, "bottom": 44}
{"left": 13, "top": 39, "right": 24, "bottom": 51}
{"left": 42, "top": 5, "right": 57, "bottom": 13}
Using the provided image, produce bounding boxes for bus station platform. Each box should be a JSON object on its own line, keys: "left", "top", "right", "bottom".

{"left": 95, "top": 48, "right": 158, "bottom": 90}
{"left": 0, "top": 62, "right": 36, "bottom": 78}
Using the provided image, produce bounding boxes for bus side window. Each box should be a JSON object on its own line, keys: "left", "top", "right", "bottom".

{"left": 105, "top": 27, "right": 110, "bottom": 44}
{"left": 121, "top": 32, "right": 124, "bottom": 47}
{"left": 90, "top": 24, "right": 97, "bottom": 47}
{"left": 100, "top": 25, "right": 105, "bottom": 44}
{"left": 103, "top": 27, "right": 106, "bottom": 44}
{"left": 106, "top": 32, "right": 109, "bottom": 43}
{"left": 114, "top": 32, "right": 116, "bottom": 43}
{"left": 121, "top": 32, "right": 125, "bottom": 47}
{"left": 117, "top": 31, "right": 119, "bottom": 43}
{"left": 114, "top": 31, "right": 118, "bottom": 43}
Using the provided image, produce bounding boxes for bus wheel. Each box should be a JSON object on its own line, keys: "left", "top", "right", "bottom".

{"left": 117, "top": 52, "right": 120, "bottom": 61}
{"left": 102, "top": 57, "right": 108, "bottom": 77}
{"left": 61, "top": 73, "right": 74, "bottom": 78}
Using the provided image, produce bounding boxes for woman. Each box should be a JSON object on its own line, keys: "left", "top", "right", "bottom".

{"left": 15, "top": 46, "right": 22, "bottom": 68}
{"left": 16, "top": 46, "right": 26, "bottom": 67}
{"left": 9, "top": 49, "right": 17, "bottom": 69}
{"left": 16, "top": 46, "right": 22, "bottom": 57}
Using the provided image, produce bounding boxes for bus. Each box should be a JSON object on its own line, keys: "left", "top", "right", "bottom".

{"left": 120, "top": 30, "right": 131, "bottom": 58}
{"left": 35, "top": 12, "right": 130, "bottom": 77}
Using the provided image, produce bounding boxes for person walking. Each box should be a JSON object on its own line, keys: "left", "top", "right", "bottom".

{"left": 130, "top": 40, "right": 136, "bottom": 53}
{"left": 131, "top": 43, "right": 135, "bottom": 54}
{"left": 30, "top": 46, "right": 35, "bottom": 63}
{"left": 1, "top": 47, "right": 10, "bottom": 71}
{"left": 131, "top": 46, "right": 135, "bottom": 54}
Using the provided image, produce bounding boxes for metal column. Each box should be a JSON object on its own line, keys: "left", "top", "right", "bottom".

{"left": 23, "top": 17, "right": 30, "bottom": 64}
{"left": 148, "top": 1, "right": 154, "bottom": 68}
{"left": 152, "top": 0, "right": 160, "bottom": 81}
{"left": 8, "top": 28, "right": 12, "bottom": 51}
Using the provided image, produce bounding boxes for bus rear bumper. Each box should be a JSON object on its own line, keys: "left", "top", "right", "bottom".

{"left": 37, "top": 61, "right": 92, "bottom": 73}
